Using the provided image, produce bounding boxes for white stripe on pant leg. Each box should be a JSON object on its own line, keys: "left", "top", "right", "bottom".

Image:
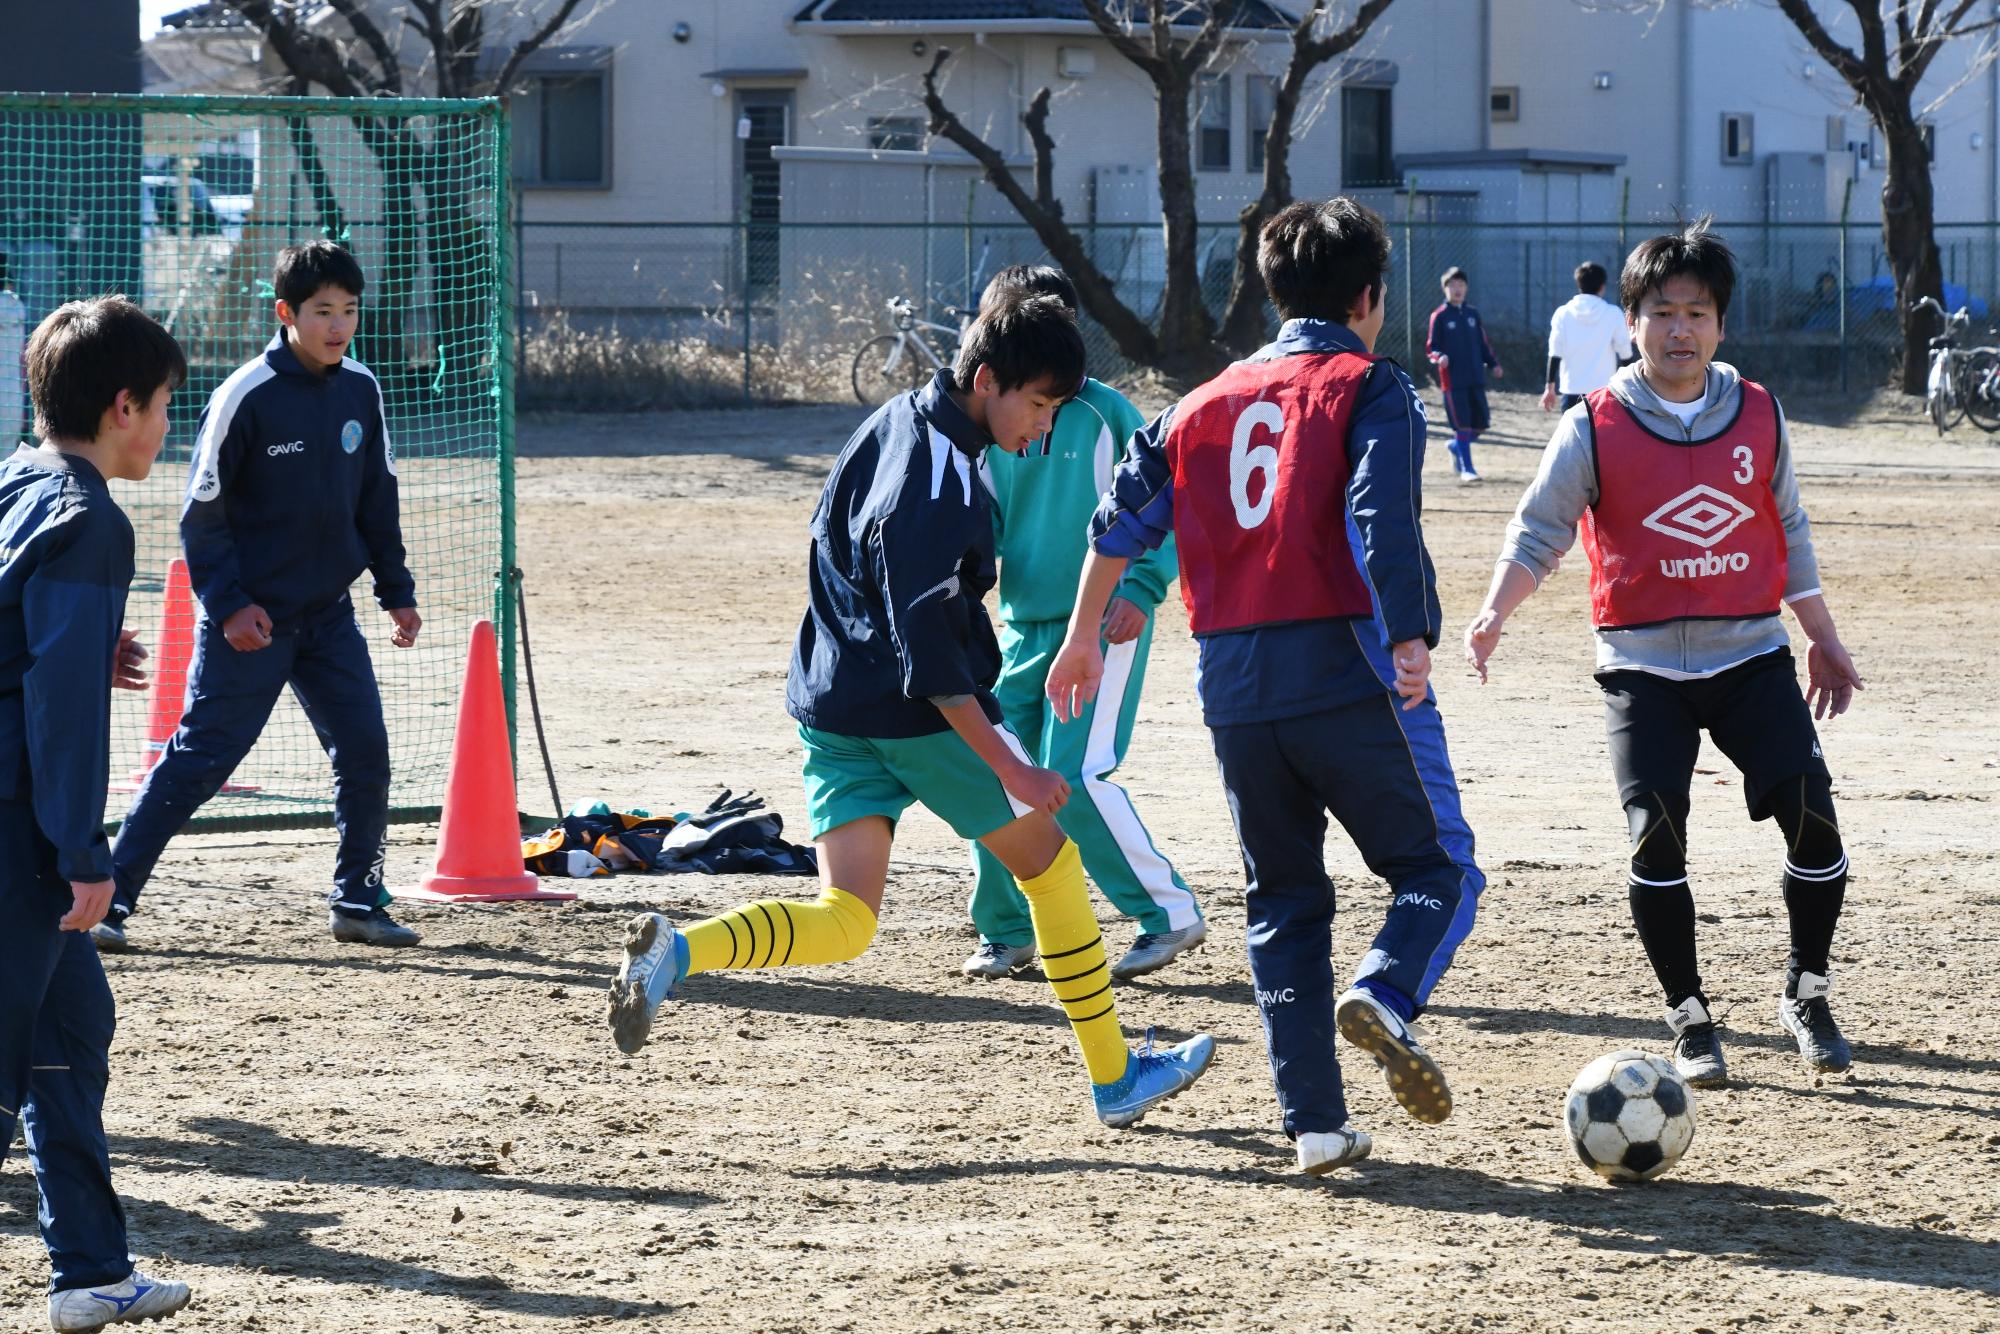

{"left": 995, "top": 723, "right": 1037, "bottom": 820}
{"left": 1079, "top": 638, "right": 1201, "bottom": 930}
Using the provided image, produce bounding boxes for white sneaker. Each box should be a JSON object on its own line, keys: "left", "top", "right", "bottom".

{"left": 1297, "top": 1123, "right": 1373, "bottom": 1176}
{"left": 49, "top": 1269, "right": 191, "bottom": 1331}
{"left": 1457, "top": 469, "right": 1482, "bottom": 485}
{"left": 1110, "top": 920, "right": 1209, "bottom": 979}
{"left": 960, "top": 941, "right": 1034, "bottom": 979}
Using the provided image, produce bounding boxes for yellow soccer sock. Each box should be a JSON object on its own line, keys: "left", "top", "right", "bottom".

{"left": 681, "top": 887, "right": 878, "bottom": 976}
{"left": 1017, "top": 840, "right": 1129, "bottom": 1085}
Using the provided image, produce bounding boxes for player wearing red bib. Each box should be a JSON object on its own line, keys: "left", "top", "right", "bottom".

{"left": 1048, "top": 199, "right": 1485, "bottom": 1176}
{"left": 1465, "top": 219, "right": 1866, "bottom": 1088}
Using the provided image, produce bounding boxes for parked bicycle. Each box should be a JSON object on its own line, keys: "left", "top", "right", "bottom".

{"left": 851, "top": 297, "right": 973, "bottom": 405}
{"left": 1915, "top": 295, "right": 2000, "bottom": 434}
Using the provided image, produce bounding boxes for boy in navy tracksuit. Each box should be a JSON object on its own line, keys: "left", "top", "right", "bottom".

{"left": 2, "top": 297, "right": 193, "bottom": 1330}
{"left": 101, "top": 242, "right": 423, "bottom": 950}
{"left": 1048, "top": 199, "right": 1486, "bottom": 1176}
{"left": 1425, "top": 266, "right": 1503, "bottom": 482}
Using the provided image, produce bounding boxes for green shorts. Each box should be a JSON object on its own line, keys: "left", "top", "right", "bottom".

{"left": 798, "top": 723, "right": 1032, "bottom": 841}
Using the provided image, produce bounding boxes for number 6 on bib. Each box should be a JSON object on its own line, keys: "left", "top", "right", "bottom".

{"left": 1167, "top": 352, "right": 1383, "bottom": 635}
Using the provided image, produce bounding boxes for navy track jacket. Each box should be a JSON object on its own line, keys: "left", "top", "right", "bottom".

{"left": 0, "top": 445, "right": 132, "bottom": 883}
{"left": 183, "top": 333, "right": 415, "bottom": 628}
{"left": 786, "top": 370, "right": 1005, "bottom": 739}
{"left": 1089, "top": 319, "right": 1442, "bottom": 728}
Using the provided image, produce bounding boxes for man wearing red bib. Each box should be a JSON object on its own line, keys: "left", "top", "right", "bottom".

{"left": 1465, "top": 220, "right": 1867, "bottom": 1088}
{"left": 1048, "top": 199, "right": 1485, "bottom": 1177}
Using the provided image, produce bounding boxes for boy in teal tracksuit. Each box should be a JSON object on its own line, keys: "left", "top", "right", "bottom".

{"left": 965, "top": 267, "right": 1205, "bottom": 982}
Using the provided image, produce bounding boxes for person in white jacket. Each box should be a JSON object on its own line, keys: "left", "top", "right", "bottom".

{"left": 1540, "top": 261, "right": 1633, "bottom": 412}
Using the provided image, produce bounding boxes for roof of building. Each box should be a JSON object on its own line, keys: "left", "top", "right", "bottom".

{"left": 793, "top": 0, "right": 1299, "bottom": 31}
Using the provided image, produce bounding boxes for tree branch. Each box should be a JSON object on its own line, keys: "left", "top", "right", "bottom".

{"left": 407, "top": 0, "right": 455, "bottom": 95}
{"left": 1774, "top": 0, "right": 1875, "bottom": 105}
{"left": 491, "top": 0, "right": 590, "bottom": 95}
{"left": 326, "top": 0, "right": 403, "bottom": 94}
{"left": 920, "top": 48, "right": 1161, "bottom": 365}
{"left": 1078, "top": 0, "right": 1164, "bottom": 76}
{"left": 1023, "top": 87, "right": 1059, "bottom": 209}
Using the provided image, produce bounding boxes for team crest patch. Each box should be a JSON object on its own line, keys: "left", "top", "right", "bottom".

{"left": 340, "top": 419, "right": 364, "bottom": 454}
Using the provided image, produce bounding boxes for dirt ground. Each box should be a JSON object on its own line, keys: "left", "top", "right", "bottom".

{"left": 5, "top": 384, "right": 1999, "bottom": 1333}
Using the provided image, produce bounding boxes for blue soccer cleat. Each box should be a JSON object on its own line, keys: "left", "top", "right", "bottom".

{"left": 609, "top": 912, "right": 689, "bottom": 1055}
{"left": 1092, "top": 1028, "right": 1216, "bottom": 1128}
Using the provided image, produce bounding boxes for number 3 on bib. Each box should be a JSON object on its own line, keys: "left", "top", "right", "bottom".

{"left": 1230, "top": 401, "right": 1284, "bottom": 528}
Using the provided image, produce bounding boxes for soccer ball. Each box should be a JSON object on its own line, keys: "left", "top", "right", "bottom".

{"left": 1563, "top": 1050, "right": 1696, "bottom": 1182}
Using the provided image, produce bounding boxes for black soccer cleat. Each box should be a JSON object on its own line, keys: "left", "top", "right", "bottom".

{"left": 1665, "top": 995, "right": 1728, "bottom": 1089}
{"left": 1778, "top": 972, "right": 1852, "bottom": 1073}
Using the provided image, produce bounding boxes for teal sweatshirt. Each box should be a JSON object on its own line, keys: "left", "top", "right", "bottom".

{"left": 979, "top": 378, "right": 1177, "bottom": 625}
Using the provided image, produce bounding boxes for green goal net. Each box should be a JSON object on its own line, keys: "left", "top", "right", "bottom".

{"left": 0, "top": 92, "right": 515, "bottom": 832}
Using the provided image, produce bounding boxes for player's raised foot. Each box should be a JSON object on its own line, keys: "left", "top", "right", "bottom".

{"left": 1335, "top": 985, "right": 1452, "bottom": 1124}
{"left": 1777, "top": 972, "right": 1852, "bottom": 1074}
{"left": 1111, "top": 920, "right": 1209, "bottom": 980}
{"left": 1297, "top": 1123, "right": 1372, "bottom": 1176}
{"left": 89, "top": 912, "right": 131, "bottom": 954}
{"left": 49, "top": 1268, "right": 190, "bottom": 1331}
{"left": 961, "top": 941, "right": 1035, "bottom": 979}
{"left": 1665, "top": 995, "right": 1728, "bottom": 1088}
{"left": 1457, "top": 469, "right": 1482, "bottom": 485}
{"left": 329, "top": 905, "right": 421, "bottom": 948}
{"left": 609, "top": 912, "right": 689, "bottom": 1055}
{"left": 1092, "top": 1029, "right": 1215, "bottom": 1128}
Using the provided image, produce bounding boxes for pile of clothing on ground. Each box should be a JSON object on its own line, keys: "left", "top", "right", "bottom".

{"left": 522, "top": 789, "right": 817, "bottom": 878}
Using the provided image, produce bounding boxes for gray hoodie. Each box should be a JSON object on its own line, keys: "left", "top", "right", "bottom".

{"left": 1497, "top": 360, "right": 1821, "bottom": 679}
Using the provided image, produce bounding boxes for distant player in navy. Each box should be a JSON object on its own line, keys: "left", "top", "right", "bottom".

{"left": 1425, "top": 266, "right": 1502, "bottom": 483}
{"left": 1465, "top": 218, "right": 1865, "bottom": 1088}
{"left": 1047, "top": 198, "right": 1485, "bottom": 1176}
{"left": 1540, "top": 261, "right": 1633, "bottom": 413}
{"left": 1, "top": 296, "right": 194, "bottom": 1329}
{"left": 100, "top": 241, "right": 424, "bottom": 951}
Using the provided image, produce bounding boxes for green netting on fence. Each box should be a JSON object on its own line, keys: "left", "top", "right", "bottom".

{"left": 0, "top": 93, "right": 514, "bottom": 832}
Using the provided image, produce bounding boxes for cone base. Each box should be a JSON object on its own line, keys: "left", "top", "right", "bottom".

{"left": 398, "top": 871, "right": 576, "bottom": 904}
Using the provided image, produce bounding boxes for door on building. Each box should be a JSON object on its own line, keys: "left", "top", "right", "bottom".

{"left": 735, "top": 90, "right": 790, "bottom": 296}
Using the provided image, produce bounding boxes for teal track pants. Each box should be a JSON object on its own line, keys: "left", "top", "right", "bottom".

{"left": 969, "top": 617, "right": 1201, "bottom": 946}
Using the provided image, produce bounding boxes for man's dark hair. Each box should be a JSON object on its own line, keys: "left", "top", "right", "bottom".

{"left": 1620, "top": 216, "right": 1736, "bottom": 319}
{"left": 1258, "top": 197, "right": 1390, "bottom": 324}
{"left": 1440, "top": 266, "right": 1469, "bottom": 287}
{"left": 1574, "top": 261, "right": 1607, "bottom": 295}
{"left": 980, "top": 263, "right": 1079, "bottom": 317}
{"left": 26, "top": 295, "right": 187, "bottom": 442}
{"left": 274, "top": 240, "right": 366, "bottom": 307}
{"left": 953, "top": 292, "right": 1085, "bottom": 396}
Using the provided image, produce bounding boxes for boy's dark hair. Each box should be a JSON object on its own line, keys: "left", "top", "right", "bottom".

{"left": 953, "top": 292, "right": 1085, "bottom": 396}
{"left": 26, "top": 295, "right": 187, "bottom": 442}
{"left": 1440, "top": 266, "right": 1469, "bottom": 287}
{"left": 1258, "top": 197, "right": 1390, "bottom": 324}
{"left": 1574, "top": 261, "right": 1607, "bottom": 295}
{"left": 1620, "top": 216, "right": 1736, "bottom": 319}
{"left": 980, "top": 263, "right": 1080, "bottom": 318}
{"left": 274, "top": 240, "right": 366, "bottom": 307}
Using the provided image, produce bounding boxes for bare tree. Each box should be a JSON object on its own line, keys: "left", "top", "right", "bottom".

{"left": 223, "top": 0, "right": 590, "bottom": 392}
{"left": 923, "top": 0, "right": 1395, "bottom": 384}
{"left": 1767, "top": 2, "right": 2000, "bottom": 393}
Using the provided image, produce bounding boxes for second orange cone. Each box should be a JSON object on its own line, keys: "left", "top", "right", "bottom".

{"left": 398, "top": 618, "right": 574, "bottom": 904}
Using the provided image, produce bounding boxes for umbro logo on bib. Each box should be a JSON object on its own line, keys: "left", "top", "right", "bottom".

{"left": 1641, "top": 484, "right": 1755, "bottom": 549}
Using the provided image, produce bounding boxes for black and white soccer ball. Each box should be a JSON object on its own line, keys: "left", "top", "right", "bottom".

{"left": 1564, "top": 1050, "right": 1696, "bottom": 1182}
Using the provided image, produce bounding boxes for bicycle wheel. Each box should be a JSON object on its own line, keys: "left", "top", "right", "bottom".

{"left": 1934, "top": 358, "right": 1967, "bottom": 434}
{"left": 852, "top": 334, "right": 928, "bottom": 406}
{"left": 1963, "top": 350, "right": 2000, "bottom": 432}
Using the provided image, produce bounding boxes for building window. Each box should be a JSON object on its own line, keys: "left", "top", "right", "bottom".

{"left": 514, "top": 70, "right": 610, "bottom": 187}
{"left": 1490, "top": 86, "right": 1518, "bottom": 122}
{"left": 1197, "top": 74, "right": 1231, "bottom": 171}
{"left": 1342, "top": 86, "right": 1394, "bottom": 187}
{"left": 1247, "top": 75, "right": 1277, "bottom": 172}
{"left": 867, "top": 116, "right": 925, "bottom": 151}
{"left": 1720, "top": 112, "right": 1754, "bottom": 165}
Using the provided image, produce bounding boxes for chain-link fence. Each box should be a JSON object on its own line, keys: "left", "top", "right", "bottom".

{"left": 1, "top": 92, "right": 513, "bottom": 832}
{"left": 517, "top": 209, "right": 2000, "bottom": 407}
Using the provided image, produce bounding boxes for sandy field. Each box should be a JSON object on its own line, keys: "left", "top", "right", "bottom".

{"left": 4, "top": 384, "right": 1997, "bottom": 1333}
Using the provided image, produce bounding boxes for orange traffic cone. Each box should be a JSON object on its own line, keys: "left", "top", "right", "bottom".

{"left": 398, "top": 618, "right": 574, "bottom": 904}
{"left": 112, "top": 557, "right": 259, "bottom": 794}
